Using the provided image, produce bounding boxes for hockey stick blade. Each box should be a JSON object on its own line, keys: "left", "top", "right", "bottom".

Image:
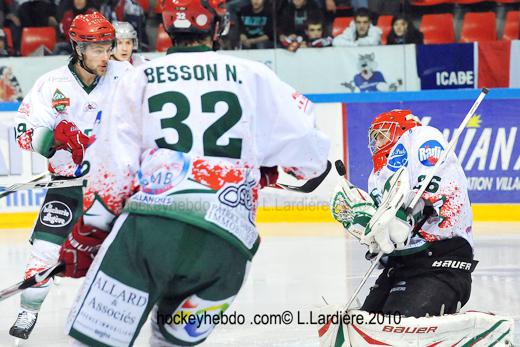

{"left": 0, "top": 262, "right": 65, "bottom": 302}
{"left": 277, "top": 160, "right": 332, "bottom": 193}
{"left": 3, "top": 177, "right": 87, "bottom": 193}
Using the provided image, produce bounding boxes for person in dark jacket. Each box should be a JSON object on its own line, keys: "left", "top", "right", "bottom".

{"left": 386, "top": 14, "right": 423, "bottom": 45}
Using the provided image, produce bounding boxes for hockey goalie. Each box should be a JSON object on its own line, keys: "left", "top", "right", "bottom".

{"left": 321, "top": 109, "right": 514, "bottom": 346}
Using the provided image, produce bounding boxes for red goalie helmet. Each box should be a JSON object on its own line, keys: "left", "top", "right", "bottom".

{"left": 369, "top": 109, "right": 422, "bottom": 173}
{"left": 161, "top": 0, "right": 228, "bottom": 38}
{"left": 69, "top": 12, "right": 115, "bottom": 44}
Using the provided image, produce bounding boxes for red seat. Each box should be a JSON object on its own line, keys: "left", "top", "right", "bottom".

{"left": 377, "top": 15, "right": 393, "bottom": 44}
{"left": 137, "top": 0, "right": 149, "bottom": 12}
{"left": 156, "top": 24, "right": 171, "bottom": 52}
{"left": 20, "top": 27, "right": 56, "bottom": 56}
{"left": 410, "top": 0, "right": 452, "bottom": 6}
{"left": 502, "top": 11, "right": 519, "bottom": 40}
{"left": 460, "top": 12, "right": 496, "bottom": 42}
{"left": 155, "top": 0, "right": 162, "bottom": 13}
{"left": 420, "top": 14, "right": 455, "bottom": 44}
{"left": 3, "top": 27, "right": 13, "bottom": 49}
{"left": 332, "top": 17, "right": 352, "bottom": 37}
{"left": 453, "top": 0, "right": 486, "bottom": 4}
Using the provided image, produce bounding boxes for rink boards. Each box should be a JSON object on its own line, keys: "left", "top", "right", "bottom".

{"left": 1, "top": 89, "right": 519, "bottom": 228}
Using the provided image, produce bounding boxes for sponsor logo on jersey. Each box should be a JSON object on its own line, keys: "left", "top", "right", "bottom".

{"left": 83, "top": 101, "right": 98, "bottom": 112}
{"left": 138, "top": 148, "right": 190, "bottom": 195}
{"left": 418, "top": 140, "right": 444, "bottom": 166}
{"left": 387, "top": 143, "right": 408, "bottom": 172}
{"left": 51, "top": 89, "right": 70, "bottom": 113}
{"left": 39, "top": 201, "right": 72, "bottom": 227}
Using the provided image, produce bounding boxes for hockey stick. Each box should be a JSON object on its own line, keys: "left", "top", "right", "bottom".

{"left": 1, "top": 177, "right": 87, "bottom": 194}
{"left": 0, "top": 262, "right": 65, "bottom": 302}
{"left": 276, "top": 160, "right": 332, "bottom": 193}
{"left": 0, "top": 172, "right": 49, "bottom": 199}
{"left": 320, "top": 88, "right": 489, "bottom": 346}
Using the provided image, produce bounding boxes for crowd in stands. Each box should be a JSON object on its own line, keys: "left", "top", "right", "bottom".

{"left": 0, "top": 0, "right": 517, "bottom": 56}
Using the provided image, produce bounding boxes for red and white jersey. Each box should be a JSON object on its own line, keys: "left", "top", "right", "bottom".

{"left": 15, "top": 60, "right": 133, "bottom": 176}
{"left": 82, "top": 48, "right": 330, "bottom": 256}
{"left": 368, "top": 125, "right": 473, "bottom": 252}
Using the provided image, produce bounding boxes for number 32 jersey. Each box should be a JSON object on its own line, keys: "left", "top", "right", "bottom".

{"left": 368, "top": 125, "right": 474, "bottom": 253}
{"left": 83, "top": 47, "right": 330, "bottom": 258}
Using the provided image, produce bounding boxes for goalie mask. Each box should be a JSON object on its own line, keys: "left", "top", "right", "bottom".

{"left": 369, "top": 109, "right": 421, "bottom": 173}
{"left": 161, "top": 0, "right": 230, "bottom": 48}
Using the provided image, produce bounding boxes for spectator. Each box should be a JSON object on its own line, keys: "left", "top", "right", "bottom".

{"left": 386, "top": 14, "right": 423, "bottom": 45}
{"left": 6, "top": 0, "right": 58, "bottom": 54}
{"left": 278, "top": 0, "right": 322, "bottom": 50}
{"left": 237, "top": 0, "right": 273, "bottom": 49}
{"left": 301, "top": 17, "right": 332, "bottom": 47}
{"left": 333, "top": 7, "right": 381, "bottom": 46}
{"left": 0, "top": 29, "right": 10, "bottom": 56}
{"left": 54, "top": 0, "right": 96, "bottom": 54}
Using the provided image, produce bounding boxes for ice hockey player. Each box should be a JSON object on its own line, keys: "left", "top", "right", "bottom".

{"left": 10, "top": 12, "right": 132, "bottom": 340}
{"left": 55, "top": 0, "right": 330, "bottom": 345}
{"left": 324, "top": 109, "right": 513, "bottom": 346}
{"left": 111, "top": 21, "right": 148, "bottom": 66}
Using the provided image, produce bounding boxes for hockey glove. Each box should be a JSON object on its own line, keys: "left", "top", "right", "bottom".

{"left": 54, "top": 120, "right": 90, "bottom": 165}
{"left": 330, "top": 179, "right": 377, "bottom": 242}
{"left": 59, "top": 218, "right": 108, "bottom": 278}
{"left": 259, "top": 166, "right": 279, "bottom": 189}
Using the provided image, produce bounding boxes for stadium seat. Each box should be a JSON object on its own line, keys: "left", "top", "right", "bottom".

{"left": 332, "top": 17, "right": 352, "bottom": 37}
{"left": 420, "top": 13, "right": 455, "bottom": 44}
{"left": 377, "top": 15, "right": 393, "bottom": 44}
{"left": 20, "top": 27, "right": 56, "bottom": 56}
{"left": 460, "top": 12, "right": 496, "bottom": 42}
{"left": 3, "top": 27, "right": 13, "bottom": 50}
{"left": 410, "top": 0, "right": 452, "bottom": 6}
{"left": 155, "top": 0, "right": 162, "bottom": 13}
{"left": 156, "top": 24, "right": 171, "bottom": 52}
{"left": 502, "top": 11, "right": 519, "bottom": 40}
{"left": 453, "top": 0, "right": 486, "bottom": 4}
{"left": 137, "top": 0, "right": 149, "bottom": 12}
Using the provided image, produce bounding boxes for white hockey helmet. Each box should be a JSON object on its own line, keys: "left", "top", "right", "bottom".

{"left": 113, "top": 21, "right": 138, "bottom": 49}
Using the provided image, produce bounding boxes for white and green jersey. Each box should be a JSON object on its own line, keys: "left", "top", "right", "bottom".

{"left": 368, "top": 125, "right": 473, "bottom": 254}
{"left": 83, "top": 46, "right": 330, "bottom": 258}
{"left": 15, "top": 60, "right": 133, "bottom": 176}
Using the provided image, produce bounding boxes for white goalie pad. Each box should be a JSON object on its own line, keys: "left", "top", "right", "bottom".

{"left": 318, "top": 307, "right": 514, "bottom": 347}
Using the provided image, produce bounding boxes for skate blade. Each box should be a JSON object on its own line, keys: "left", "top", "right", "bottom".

{"left": 13, "top": 337, "right": 20, "bottom": 346}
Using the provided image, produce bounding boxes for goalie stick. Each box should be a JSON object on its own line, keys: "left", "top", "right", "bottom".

{"left": 320, "top": 88, "right": 489, "bottom": 346}
{"left": 276, "top": 160, "right": 332, "bottom": 193}
{"left": 0, "top": 262, "right": 65, "bottom": 302}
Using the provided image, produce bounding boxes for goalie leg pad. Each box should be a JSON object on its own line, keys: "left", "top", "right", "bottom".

{"left": 341, "top": 310, "right": 514, "bottom": 347}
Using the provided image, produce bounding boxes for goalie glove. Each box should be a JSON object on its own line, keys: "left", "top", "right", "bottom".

{"left": 54, "top": 120, "right": 90, "bottom": 165}
{"left": 330, "top": 178, "right": 377, "bottom": 241}
{"left": 363, "top": 167, "right": 412, "bottom": 254}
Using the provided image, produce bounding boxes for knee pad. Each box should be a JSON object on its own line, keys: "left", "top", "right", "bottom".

{"left": 24, "top": 240, "right": 61, "bottom": 285}
{"left": 151, "top": 294, "right": 236, "bottom": 346}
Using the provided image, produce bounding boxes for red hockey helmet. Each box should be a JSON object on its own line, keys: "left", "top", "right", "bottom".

{"left": 369, "top": 109, "right": 422, "bottom": 173}
{"left": 161, "top": 0, "right": 228, "bottom": 37}
{"left": 69, "top": 12, "right": 116, "bottom": 44}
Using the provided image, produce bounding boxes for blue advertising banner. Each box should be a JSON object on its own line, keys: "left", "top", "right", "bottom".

{"left": 345, "top": 96, "right": 520, "bottom": 203}
{"left": 416, "top": 43, "right": 476, "bottom": 90}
